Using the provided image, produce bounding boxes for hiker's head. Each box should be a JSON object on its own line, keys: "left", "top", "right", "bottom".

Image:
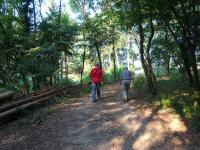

{"left": 123, "top": 66, "right": 128, "bottom": 70}
{"left": 95, "top": 63, "right": 100, "bottom": 68}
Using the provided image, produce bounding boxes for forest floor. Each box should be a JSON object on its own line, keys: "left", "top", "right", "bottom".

{"left": 0, "top": 83, "right": 199, "bottom": 150}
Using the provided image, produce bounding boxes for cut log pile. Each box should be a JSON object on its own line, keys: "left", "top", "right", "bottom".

{"left": 0, "top": 91, "right": 15, "bottom": 105}
{"left": 0, "top": 86, "right": 80, "bottom": 121}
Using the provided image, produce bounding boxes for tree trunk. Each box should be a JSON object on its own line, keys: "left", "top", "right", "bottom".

{"left": 181, "top": 45, "right": 194, "bottom": 87}
{"left": 109, "top": 53, "right": 112, "bottom": 67}
{"left": 165, "top": 59, "right": 170, "bottom": 76}
{"left": 80, "top": 29, "right": 86, "bottom": 86}
{"left": 33, "top": 0, "right": 36, "bottom": 33}
{"left": 112, "top": 44, "right": 116, "bottom": 81}
{"left": 190, "top": 47, "right": 200, "bottom": 90}
{"left": 60, "top": 55, "right": 63, "bottom": 80}
{"left": 49, "top": 70, "right": 53, "bottom": 87}
{"left": 64, "top": 53, "right": 68, "bottom": 80}
{"left": 138, "top": 18, "right": 157, "bottom": 94}
{"left": 95, "top": 44, "right": 102, "bottom": 68}
{"left": 57, "top": 0, "right": 62, "bottom": 26}
{"left": 39, "top": 0, "right": 43, "bottom": 21}
{"left": 115, "top": 50, "right": 120, "bottom": 67}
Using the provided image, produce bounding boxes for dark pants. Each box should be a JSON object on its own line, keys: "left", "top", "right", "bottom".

{"left": 122, "top": 80, "right": 131, "bottom": 100}
{"left": 91, "top": 83, "right": 101, "bottom": 101}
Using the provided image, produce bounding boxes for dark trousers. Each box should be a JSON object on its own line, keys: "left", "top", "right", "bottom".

{"left": 91, "top": 83, "right": 101, "bottom": 101}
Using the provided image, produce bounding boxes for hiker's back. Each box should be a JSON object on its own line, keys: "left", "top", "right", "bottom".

{"left": 122, "top": 70, "right": 132, "bottom": 81}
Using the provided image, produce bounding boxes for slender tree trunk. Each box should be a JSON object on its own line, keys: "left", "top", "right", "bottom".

{"left": 138, "top": 20, "right": 157, "bottom": 94}
{"left": 57, "top": 0, "right": 62, "bottom": 26}
{"left": 190, "top": 46, "right": 200, "bottom": 90}
{"left": 112, "top": 44, "right": 116, "bottom": 81}
{"left": 109, "top": 53, "right": 112, "bottom": 67}
{"left": 115, "top": 50, "right": 119, "bottom": 67}
{"left": 64, "top": 53, "right": 68, "bottom": 80}
{"left": 165, "top": 59, "right": 170, "bottom": 76}
{"left": 95, "top": 44, "right": 102, "bottom": 68}
{"left": 80, "top": 29, "right": 86, "bottom": 85}
{"left": 50, "top": 75, "right": 53, "bottom": 87}
{"left": 60, "top": 55, "right": 63, "bottom": 80}
{"left": 32, "top": 76, "right": 37, "bottom": 91}
{"left": 165, "top": 21, "right": 195, "bottom": 87}
{"left": 22, "top": 73, "right": 30, "bottom": 93}
{"left": 181, "top": 46, "right": 194, "bottom": 87}
{"left": 172, "top": 56, "right": 186, "bottom": 84}
{"left": 23, "top": 0, "right": 30, "bottom": 33}
{"left": 33, "top": 0, "right": 36, "bottom": 33}
{"left": 77, "top": 0, "right": 87, "bottom": 86}
{"left": 39, "top": 0, "right": 43, "bottom": 21}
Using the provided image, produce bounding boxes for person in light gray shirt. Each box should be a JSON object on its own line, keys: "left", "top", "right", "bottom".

{"left": 120, "top": 67, "right": 133, "bottom": 102}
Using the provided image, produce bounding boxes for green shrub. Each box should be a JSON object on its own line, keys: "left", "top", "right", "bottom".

{"left": 133, "top": 75, "right": 147, "bottom": 91}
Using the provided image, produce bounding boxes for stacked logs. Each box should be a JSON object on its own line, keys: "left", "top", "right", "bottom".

{"left": 0, "top": 86, "right": 78, "bottom": 121}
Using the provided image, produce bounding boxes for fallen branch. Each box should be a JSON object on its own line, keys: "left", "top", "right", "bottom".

{"left": 0, "top": 95, "right": 52, "bottom": 120}
{"left": 0, "top": 87, "right": 72, "bottom": 113}
{"left": 0, "top": 91, "right": 15, "bottom": 104}
{"left": 0, "top": 87, "right": 74, "bottom": 121}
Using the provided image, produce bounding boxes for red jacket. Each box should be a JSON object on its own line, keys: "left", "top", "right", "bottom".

{"left": 90, "top": 67, "right": 103, "bottom": 84}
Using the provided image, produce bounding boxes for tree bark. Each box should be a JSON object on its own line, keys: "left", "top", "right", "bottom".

{"left": 33, "top": 0, "right": 36, "bottom": 33}
{"left": 165, "top": 58, "right": 170, "bottom": 76}
{"left": 39, "top": 0, "right": 43, "bottom": 21}
{"left": 138, "top": 22, "right": 156, "bottom": 95}
{"left": 64, "top": 53, "right": 68, "bottom": 80}
{"left": 112, "top": 44, "right": 116, "bottom": 81}
{"left": 95, "top": 44, "right": 102, "bottom": 68}
{"left": 80, "top": 29, "right": 86, "bottom": 85}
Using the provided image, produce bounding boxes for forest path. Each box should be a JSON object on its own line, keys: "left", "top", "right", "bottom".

{"left": 0, "top": 83, "right": 198, "bottom": 150}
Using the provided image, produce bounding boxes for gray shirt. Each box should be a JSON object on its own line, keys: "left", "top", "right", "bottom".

{"left": 121, "top": 69, "right": 132, "bottom": 81}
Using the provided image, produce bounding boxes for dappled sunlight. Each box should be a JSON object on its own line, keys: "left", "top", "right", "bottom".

{"left": 175, "top": 92, "right": 189, "bottom": 97}
{"left": 103, "top": 91, "right": 117, "bottom": 94}
{"left": 105, "top": 102, "right": 117, "bottom": 106}
{"left": 132, "top": 131, "right": 162, "bottom": 150}
{"left": 169, "top": 117, "right": 187, "bottom": 132}
{"left": 102, "top": 107, "right": 123, "bottom": 113}
{"left": 117, "top": 112, "right": 142, "bottom": 133}
{"left": 157, "top": 109, "right": 187, "bottom": 132}
{"left": 95, "top": 136, "right": 125, "bottom": 150}
{"left": 143, "top": 109, "right": 152, "bottom": 117}
{"left": 157, "top": 76, "right": 170, "bottom": 80}
{"left": 110, "top": 136, "right": 125, "bottom": 150}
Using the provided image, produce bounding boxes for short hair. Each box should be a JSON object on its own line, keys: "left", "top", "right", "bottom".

{"left": 95, "top": 63, "right": 100, "bottom": 67}
{"left": 124, "top": 66, "right": 128, "bottom": 70}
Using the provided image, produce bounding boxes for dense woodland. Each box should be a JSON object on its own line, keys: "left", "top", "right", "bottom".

{"left": 0, "top": 0, "right": 200, "bottom": 126}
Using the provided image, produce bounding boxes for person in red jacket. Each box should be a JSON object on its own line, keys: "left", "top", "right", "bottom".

{"left": 90, "top": 64, "right": 103, "bottom": 102}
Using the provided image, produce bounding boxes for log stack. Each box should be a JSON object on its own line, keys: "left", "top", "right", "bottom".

{"left": 0, "top": 86, "right": 78, "bottom": 122}
{"left": 0, "top": 91, "right": 15, "bottom": 105}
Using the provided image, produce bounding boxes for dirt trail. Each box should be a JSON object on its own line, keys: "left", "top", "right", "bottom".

{"left": 0, "top": 83, "right": 198, "bottom": 150}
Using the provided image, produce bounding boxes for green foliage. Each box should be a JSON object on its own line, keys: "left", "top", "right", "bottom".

{"left": 133, "top": 75, "right": 147, "bottom": 92}
{"left": 157, "top": 94, "right": 173, "bottom": 108}
{"left": 103, "top": 67, "right": 123, "bottom": 83}
{"left": 0, "top": 0, "right": 78, "bottom": 92}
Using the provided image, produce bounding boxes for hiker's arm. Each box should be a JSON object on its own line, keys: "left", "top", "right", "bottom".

{"left": 90, "top": 69, "right": 93, "bottom": 78}
{"left": 120, "top": 73, "right": 122, "bottom": 85}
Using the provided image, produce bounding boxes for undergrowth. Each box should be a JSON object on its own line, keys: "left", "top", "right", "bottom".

{"left": 133, "top": 68, "right": 200, "bottom": 131}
